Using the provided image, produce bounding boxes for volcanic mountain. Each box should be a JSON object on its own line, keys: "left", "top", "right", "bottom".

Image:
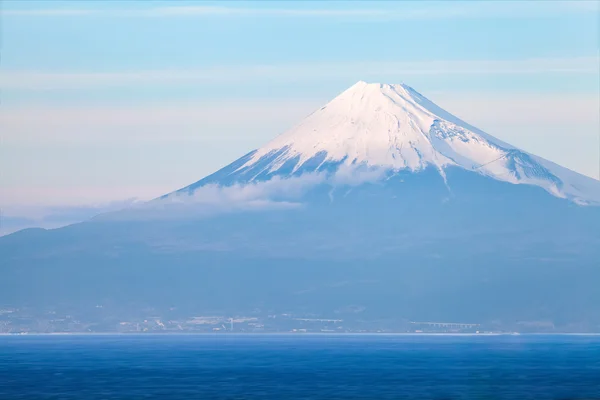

{"left": 168, "top": 81, "right": 600, "bottom": 205}
{"left": 2, "top": 82, "right": 600, "bottom": 331}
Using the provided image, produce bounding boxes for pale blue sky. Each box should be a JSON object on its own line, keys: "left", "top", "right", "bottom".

{"left": 1, "top": 1, "right": 599, "bottom": 227}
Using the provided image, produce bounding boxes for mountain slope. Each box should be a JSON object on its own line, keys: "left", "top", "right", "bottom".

{"left": 2, "top": 81, "right": 600, "bottom": 331}
{"left": 172, "top": 81, "right": 600, "bottom": 205}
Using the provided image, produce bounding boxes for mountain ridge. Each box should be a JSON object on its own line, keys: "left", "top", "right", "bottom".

{"left": 168, "top": 81, "right": 600, "bottom": 206}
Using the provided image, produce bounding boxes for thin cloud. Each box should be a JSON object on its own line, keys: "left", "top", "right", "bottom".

{"left": 144, "top": 6, "right": 390, "bottom": 18}
{"left": 147, "top": 2, "right": 598, "bottom": 19}
{"left": 2, "top": 1, "right": 596, "bottom": 18}
{"left": 4, "top": 93, "right": 597, "bottom": 144}
{"left": 2, "top": 57, "right": 598, "bottom": 90}
{"left": 101, "top": 165, "right": 389, "bottom": 221}
{"left": 96, "top": 174, "right": 323, "bottom": 222}
{"left": 0, "top": 7, "right": 389, "bottom": 18}
{"left": 166, "top": 174, "right": 326, "bottom": 206}
{"left": 1, "top": 9, "right": 97, "bottom": 16}
{"left": 0, "top": 100, "right": 321, "bottom": 143}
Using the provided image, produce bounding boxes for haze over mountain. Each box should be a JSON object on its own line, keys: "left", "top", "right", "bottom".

{"left": 2, "top": 82, "right": 600, "bottom": 331}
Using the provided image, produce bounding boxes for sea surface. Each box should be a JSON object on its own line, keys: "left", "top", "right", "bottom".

{"left": 1, "top": 334, "right": 599, "bottom": 399}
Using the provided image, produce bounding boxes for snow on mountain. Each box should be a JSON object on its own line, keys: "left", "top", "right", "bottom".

{"left": 177, "top": 81, "right": 600, "bottom": 205}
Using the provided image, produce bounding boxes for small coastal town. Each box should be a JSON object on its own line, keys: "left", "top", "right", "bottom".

{"left": 0, "top": 306, "right": 536, "bottom": 334}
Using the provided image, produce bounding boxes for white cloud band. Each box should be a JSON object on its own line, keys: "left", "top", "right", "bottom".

{"left": 2, "top": 58, "right": 598, "bottom": 90}
{"left": 3, "top": 2, "right": 597, "bottom": 18}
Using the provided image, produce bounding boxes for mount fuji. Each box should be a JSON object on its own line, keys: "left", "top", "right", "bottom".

{"left": 2, "top": 82, "right": 600, "bottom": 331}
{"left": 166, "top": 81, "right": 600, "bottom": 206}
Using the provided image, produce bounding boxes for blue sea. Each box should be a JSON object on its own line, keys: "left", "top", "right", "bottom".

{"left": 1, "top": 334, "right": 599, "bottom": 399}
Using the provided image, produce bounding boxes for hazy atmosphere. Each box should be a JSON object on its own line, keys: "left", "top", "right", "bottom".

{"left": 1, "top": 0, "right": 599, "bottom": 234}
{"left": 3, "top": 2, "right": 600, "bottom": 398}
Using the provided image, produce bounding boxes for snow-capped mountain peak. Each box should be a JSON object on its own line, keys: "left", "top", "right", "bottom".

{"left": 241, "top": 81, "right": 450, "bottom": 172}
{"left": 179, "top": 81, "right": 600, "bottom": 205}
